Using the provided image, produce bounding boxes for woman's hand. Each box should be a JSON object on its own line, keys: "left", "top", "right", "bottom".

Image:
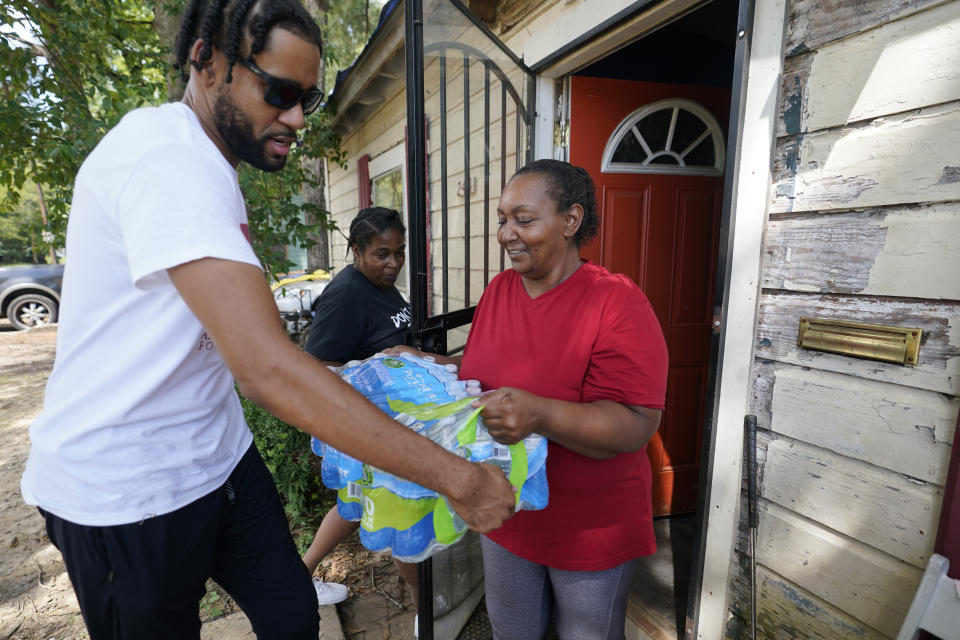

{"left": 473, "top": 387, "right": 545, "bottom": 445}
{"left": 475, "top": 387, "right": 662, "bottom": 458}
{"left": 382, "top": 344, "right": 428, "bottom": 359}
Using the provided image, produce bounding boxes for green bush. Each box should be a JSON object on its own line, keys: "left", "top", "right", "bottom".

{"left": 239, "top": 393, "right": 336, "bottom": 553}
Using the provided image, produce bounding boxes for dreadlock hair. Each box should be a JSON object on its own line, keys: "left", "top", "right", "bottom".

{"left": 345, "top": 207, "right": 406, "bottom": 260}
{"left": 512, "top": 159, "right": 599, "bottom": 247}
{"left": 173, "top": 0, "right": 323, "bottom": 83}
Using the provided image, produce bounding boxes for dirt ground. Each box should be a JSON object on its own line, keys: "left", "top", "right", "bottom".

{"left": 0, "top": 321, "right": 415, "bottom": 640}
{"left": 321, "top": 541, "right": 416, "bottom": 639}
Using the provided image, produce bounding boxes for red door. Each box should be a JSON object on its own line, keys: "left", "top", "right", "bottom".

{"left": 570, "top": 76, "right": 728, "bottom": 515}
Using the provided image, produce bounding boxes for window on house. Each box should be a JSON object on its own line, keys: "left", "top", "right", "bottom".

{"left": 368, "top": 152, "right": 408, "bottom": 296}
{"left": 372, "top": 168, "right": 404, "bottom": 212}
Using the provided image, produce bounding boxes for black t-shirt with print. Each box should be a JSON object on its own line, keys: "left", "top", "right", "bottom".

{"left": 304, "top": 264, "right": 411, "bottom": 363}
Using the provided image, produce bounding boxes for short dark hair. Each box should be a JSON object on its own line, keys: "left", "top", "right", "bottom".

{"left": 174, "top": 0, "right": 323, "bottom": 83}
{"left": 512, "top": 159, "right": 599, "bottom": 247}
{"left": 346, "top": 207, "right": 406, "bottom": 259}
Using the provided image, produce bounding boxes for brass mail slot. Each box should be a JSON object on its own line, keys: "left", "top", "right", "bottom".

{"left": 797, "top": 317, "right": 921, "bottom": 366}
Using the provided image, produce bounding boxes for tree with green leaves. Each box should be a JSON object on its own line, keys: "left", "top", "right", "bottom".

{"left": 0, "top": 1, "right": 169, "bottom": 262}
{"left": 314, "top": 0, "right": 384, "bottom": 93}
{"left": 0, "top": 0, "right": 350, "bottom": 279}
{"left": 0, "top": 181, "right": 44, "bottom": 263}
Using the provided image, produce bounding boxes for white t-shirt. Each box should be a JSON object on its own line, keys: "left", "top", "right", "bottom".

{"left": 21, "top": 102, "right": 260, "bottom": 526}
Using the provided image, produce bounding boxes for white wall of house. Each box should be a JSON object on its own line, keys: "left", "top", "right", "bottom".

{"left": 723, "top": 1, "right": 960, "bottom": 637}
{"left": 326, "top": 89, "right": 407, "bottom": 269}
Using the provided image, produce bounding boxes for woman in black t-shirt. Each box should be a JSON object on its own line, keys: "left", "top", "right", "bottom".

{"left": 301, "top": 207, "right": 416, "bottom": 606}
{"left": 303, "top": 209, "right": 411, "bottom": 363}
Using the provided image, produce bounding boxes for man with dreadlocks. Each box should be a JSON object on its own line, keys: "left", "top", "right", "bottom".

{"left": 20, "top": 1, "right": 516, "bottom": 638}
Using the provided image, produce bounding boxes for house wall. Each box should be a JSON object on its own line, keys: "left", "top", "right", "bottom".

{"left": 725, "top": 1, "right": 960, "bottom": 638}
{"left": 326, "top": 89, "right": 407, "bottom": 271}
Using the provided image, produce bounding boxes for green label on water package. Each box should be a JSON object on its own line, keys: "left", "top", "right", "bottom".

{"left": 432, "top": 497, "right": 460, "bottom": 545}
{"left": 508, "top": 442, "right": 527, "bottom": 506}
{"left": 339, "top": 485, "right": 438, "bottom": 531}
{"left": 386, "top": 395, "right": 475, "bottom": 421}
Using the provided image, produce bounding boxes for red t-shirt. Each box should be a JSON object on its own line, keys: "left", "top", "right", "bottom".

{"left": 460, "top": 261, "right": 668, "bottom": 571}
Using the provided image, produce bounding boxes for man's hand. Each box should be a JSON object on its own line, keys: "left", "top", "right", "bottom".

{"left": 446, "top": 461, "right": 516, "bottom": 533}
{"left": 473, "top": 387, "right": 544, "bottom": 445}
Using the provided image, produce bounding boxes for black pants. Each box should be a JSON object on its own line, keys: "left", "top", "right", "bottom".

{"left": 41, "top": 444, "right": 319, "bottom": 639}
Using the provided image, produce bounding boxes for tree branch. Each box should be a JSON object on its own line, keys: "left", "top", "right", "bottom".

{"left": 19, "top": 2, "right": 90, "bottom": 100}
{"left": 1, "top": 32, "right": 50, "bottom": 60}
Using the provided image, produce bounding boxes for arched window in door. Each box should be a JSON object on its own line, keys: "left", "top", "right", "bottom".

{"left": 601, "top": 98, "right": 724, "bottom": 176}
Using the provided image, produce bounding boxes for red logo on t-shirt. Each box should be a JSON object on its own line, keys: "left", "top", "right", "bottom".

{"left": 240, "top": 223, "right": 251, "bottom": 243}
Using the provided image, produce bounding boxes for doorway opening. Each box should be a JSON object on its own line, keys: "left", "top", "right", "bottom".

{"left": 564, "top": 1, "right": 739, "bottom": 637}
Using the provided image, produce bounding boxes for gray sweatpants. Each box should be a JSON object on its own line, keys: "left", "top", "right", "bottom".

{"left": 480, "top": 536, "right": 637, "bottom": 640}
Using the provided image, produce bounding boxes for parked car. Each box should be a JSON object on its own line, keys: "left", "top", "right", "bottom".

{"left": 272, "top": 268, "right": 332, "bottom": 344}
{"left": 0, "top": 263, "right": 65, "bottom": 330}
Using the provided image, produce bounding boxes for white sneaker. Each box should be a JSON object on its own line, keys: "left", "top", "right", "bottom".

{"left": 312, "top": 577, "right": 348, "bottom": 605}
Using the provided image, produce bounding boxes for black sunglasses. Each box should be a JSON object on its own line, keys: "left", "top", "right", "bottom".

{"left": 235, "top": 56, "right": 323, "bottom": 115}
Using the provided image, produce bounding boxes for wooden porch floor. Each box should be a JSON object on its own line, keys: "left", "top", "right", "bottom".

{"left": 627, "top": 515, "right": 697, "bottom": 640}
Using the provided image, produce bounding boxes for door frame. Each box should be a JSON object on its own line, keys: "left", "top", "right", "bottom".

{"left": 528, "top": 0, "right": 787, "bottom": 637}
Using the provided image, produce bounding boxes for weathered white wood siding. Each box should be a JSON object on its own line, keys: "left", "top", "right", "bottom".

{"left": 782, "top": 1, "right": 960, "bottom": 134}
{"left": 757, "top": 502, "right": 923, "bottom": 638}
{"left": 771, "top": 103, "right": 960, "bottom": 213}
{"left": 728, "top": 0, "right": 960, "bottom": 637}
{"left": 767, "top": 368, "right": 956, "bottom": 485}
{"left": 726, "top": 560, "right": 891, "bottom": 640}
{"left": 762, "top": 205, "right": 960, "bottom": 300}
{"left": 761, "top": 437, "right": 944, "bottom": 567}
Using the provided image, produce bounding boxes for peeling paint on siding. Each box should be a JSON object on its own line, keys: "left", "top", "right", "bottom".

{"left": 737, "top": 1, "right": 960, "bottom": 636}
{"left": 940, "top": 166, "right": 960, "bottom": 183}
{"left": 763, "top": 438, "right": 943, "bottom": 566}
{"left": 796, "top": 2, "right": 960, "bottom": 133}
{"left": 786, "top": 0, "right": 945, "bottom": 54}
{"left": 727, "top": 560, "right": 889, "bottom": 639}
{"left": 771, "top": 104, "right": 960, "bottom": 213}
{"left": 764, "top": 212, "right": 886, "bottom": 293}
{"left": 757, "top": 502, "right": 924, "bottom": 636}
{"left": 810, "top": 175, "right": 878, "bottom": 205}
{"left": 779, "top": 53, "right": 814, "bottom": 137}
{"left": 769, "top": 368, "right": 955, "bottom": 482}
{"left": 783, "top": 78, "right": 803, "bottom": 135}
{"left": 764, "top": 205, "right": 960, "bottom": 299}
{"left": 783, "top": 140, "right": 799, "bottom": 172}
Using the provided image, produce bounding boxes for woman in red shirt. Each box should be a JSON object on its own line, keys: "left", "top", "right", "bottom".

{"left": 394, "top": 160, "right": 667, "bottom": 639}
